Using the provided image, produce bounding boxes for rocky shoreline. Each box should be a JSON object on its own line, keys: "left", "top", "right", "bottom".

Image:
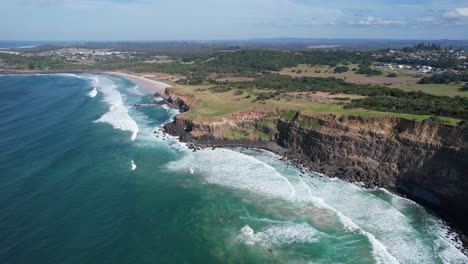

{"left": 161, "top": 89, "right": 468, "bottom": 253}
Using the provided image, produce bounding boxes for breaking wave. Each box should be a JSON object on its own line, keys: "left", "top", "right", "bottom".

{"left": 92, "top": 75, "right": 139, "bottom": 141}
{"left": 166, "top": 148, "right": 468, "bottom": 264}
{"left": 238, "top": 223, "right": 321, "bottom": 247}
{"left": 88, "top": 87, "right": 98, "bottom": 98}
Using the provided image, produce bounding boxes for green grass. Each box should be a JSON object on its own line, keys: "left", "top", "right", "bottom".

{"left": 280, "top": 111, "right": 297, "bottom": 121}
{"left": 259, "top": 119, "right": 277, "bottom": 128}
{"left": 297, "top": 118, "right": 321, "bottom": 128}
{"left": 173, "top": 85, "right": 462, "bottom": 125}
{"left": 258, "top": 132, "right": 270, "bottom": 141}
{"left": 394, "top": 80, "right": 468, "bottom": 98}
{"left": 280, "top": 64, "right": 468, "bottom": 98}
{"left": 223, "top": 129, "right": 249, "bottom": 140}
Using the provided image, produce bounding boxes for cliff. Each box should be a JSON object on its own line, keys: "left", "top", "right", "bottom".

{"left": 163, "top": 89, "right": 468, "bottom": 244}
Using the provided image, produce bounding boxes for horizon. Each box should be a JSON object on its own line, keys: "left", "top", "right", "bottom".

{"left": 2, "top": 38, "right": 468, "bottom": 43}
{"left": 3, "top": 0, "right": 468, "bottom": 41}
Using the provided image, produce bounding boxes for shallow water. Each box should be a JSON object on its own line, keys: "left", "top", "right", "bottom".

{"left": 0, "top": 73, "right": 466, "bottom": 264}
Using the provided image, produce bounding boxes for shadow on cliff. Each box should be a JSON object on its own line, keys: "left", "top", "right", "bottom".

{"left": 395, "top": 145, "right": 468, "bottom": 241}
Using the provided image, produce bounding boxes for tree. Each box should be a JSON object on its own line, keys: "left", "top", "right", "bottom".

{"left": 460, "top": 83, "right": 468, "bottom": 91}
{"left": 334, "top": 66, "right": 349, "bottom": 74}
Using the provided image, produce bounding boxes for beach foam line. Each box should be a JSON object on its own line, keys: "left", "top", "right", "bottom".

{"left": 92, "top": 75, "right": 139, "bottom": 141}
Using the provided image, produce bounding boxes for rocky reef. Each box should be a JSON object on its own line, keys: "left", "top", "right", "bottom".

{"left": 163, "top": 88, "right": 468, "bottom": 246}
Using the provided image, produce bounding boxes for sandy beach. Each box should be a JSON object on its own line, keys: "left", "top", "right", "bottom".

{"left": 104, "top": 71, "right": 171, "bottom": 94}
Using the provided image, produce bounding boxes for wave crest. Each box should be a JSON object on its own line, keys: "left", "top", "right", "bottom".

{"left": 92, "top": 75, "right": 139, "bottom": 140}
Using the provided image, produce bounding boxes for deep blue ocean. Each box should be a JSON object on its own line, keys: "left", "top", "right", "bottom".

{"left": 0, "top": 73, "right": 466, "bottom": 264}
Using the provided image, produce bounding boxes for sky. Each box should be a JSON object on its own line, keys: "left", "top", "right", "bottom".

{"left": 2, "top": 0, "right": 468, "bottom": 40}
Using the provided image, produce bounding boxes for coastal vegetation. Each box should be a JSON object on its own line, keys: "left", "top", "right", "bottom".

{"left": 0, "top": 53, "right": 68, "bottom": 70}
{"left": 1, "top": 44, "right": 467, "bottom": 124}
{"left": 419, "top": 72, "right": 468, "bottom": 84}
{"left": 213, "top": 75, "right": 468, "bottom": 120}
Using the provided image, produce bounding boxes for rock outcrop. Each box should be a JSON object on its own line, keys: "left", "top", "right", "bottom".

{"left": 163, "top": 89, "right": 468, "bottom": 245}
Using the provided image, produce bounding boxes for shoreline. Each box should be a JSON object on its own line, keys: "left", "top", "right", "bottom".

{"left": 167, "top": 130, "right": 468, "bottom": 255}
{"left": 103, "top": 71, "right": 171, "bottom": 94}
{"left": 1, "top": 69, "right": 172, "bottom": 95}
{"left": 162, "top": 95, "right": 468, "bottom": 255}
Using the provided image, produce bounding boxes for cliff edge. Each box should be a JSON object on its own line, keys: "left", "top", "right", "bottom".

{"left": 163, "top": 88, "right": 468, "bottom": 245}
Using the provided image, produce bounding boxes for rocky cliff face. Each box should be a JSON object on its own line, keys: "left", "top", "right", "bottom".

{"left": 163, "top": 90, "right": 468, "bottom": 243}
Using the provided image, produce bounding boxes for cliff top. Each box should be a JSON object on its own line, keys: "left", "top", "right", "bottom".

{"left": 166, "top": 85, "right": 463, "bottom": 126}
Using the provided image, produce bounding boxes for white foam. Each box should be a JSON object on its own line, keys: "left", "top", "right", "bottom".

{"left": 238, "top": 223, "right": 320, "bottom": 247}
{"left": 296, "top": 180, "right": 400, "bottom": 264}
{"left": 166, "top": 149, "right": 404, "bottom": 263}
{"left": 56, "top": 73, "right": 80, "bottom": 78}
{"left": 128, "top": 84, "right": 143, "bottom": 96}
{"left": 130, "top": 160, "right": 136, "bottom": 171}
{"left": 299, "top": 172, "right": 468, "bottom": 264}
{"left": 378, "top": 188, "right": 468, "bottom": 263}
{"left": 88, "top": 87, "right": 98, "bottom": 98}
{"left": 93, "top": 75, "right": 139, "bottom": 141}
{"left": 166, "top": 149, "right": 295, "bottom": 199}
{"left": 100, "top": 72, "right": 466, "bottom": 263}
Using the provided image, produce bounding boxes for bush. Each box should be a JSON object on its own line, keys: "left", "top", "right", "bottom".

{"left": 419, "top": 72, "right": 468, "bottom": 84}
{"left": 210, "top": 86, "right": 231, "bottom": 93}
{"left": 233, "top": 90, "right": 244, "bottom": 95}
{"left": 459, "top": 83, "right": 468, "bottom": 91}
{"left": 357, "top": 65, "right": 383, "bottom": 76}
{"left": 387, "top": 73, "right": 398, "bottom": 78}
{"left": 334, "top": 66, "right": 349, "bottom": 74}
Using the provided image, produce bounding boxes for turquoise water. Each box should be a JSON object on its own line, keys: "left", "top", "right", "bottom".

{"left": 0, "top": 74, "right": 467, "bottom": 264}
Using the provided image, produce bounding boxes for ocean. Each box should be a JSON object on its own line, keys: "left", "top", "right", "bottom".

{"left": 0, "top": 41, "right": 43, "bottom": 49}
{"left": 0, "top": 73, "right": 466, "bottom": 264}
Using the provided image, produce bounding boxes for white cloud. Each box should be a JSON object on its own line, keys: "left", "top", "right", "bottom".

{"left": 353, "top": 17, "right": 407, "bottom": 26}
{"left": 444, "top": 7, "right": 468, "bottom": 18}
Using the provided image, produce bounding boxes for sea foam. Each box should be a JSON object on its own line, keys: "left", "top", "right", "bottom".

{"left": 88, "top": 87, "right": 98, "bottom": 98}
{"left": 238, "top": 223, "right": 321, "bottom": 247}
{"left": 93, "top": 75, "right": 139, "bottom": 140}
{"left": 166, "top": 148, "right": 468, "bottom": 264}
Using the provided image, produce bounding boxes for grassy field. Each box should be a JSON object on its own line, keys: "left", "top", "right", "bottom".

{"left": 280, "top": 64, "right": 468, "bottom": 98}
{"left": 171, "top": 84, "right": 461, "bottom": 125}
{"left": 392, "top": 80, "right": 468, "bottom": 97}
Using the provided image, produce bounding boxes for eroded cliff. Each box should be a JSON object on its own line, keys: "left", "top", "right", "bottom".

{"left": 163, "top": 89, "right": 468, "bottom": 244}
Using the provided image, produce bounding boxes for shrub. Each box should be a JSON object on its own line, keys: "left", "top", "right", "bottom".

{"left": 460, "top": 83, "right": 468, "bottom": 91}
{"left": 334, "top": 66, "right": 349, "bottom": 74}
{"left": 210, "top": 86, "right": 231, "bottom": 93}
{"left": 233, "top": 90, "right": 244, "bottom": 95}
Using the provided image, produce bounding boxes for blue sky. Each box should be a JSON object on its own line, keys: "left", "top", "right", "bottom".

{"left": 2, "top": 0, "right": 468, "bottom": 40}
